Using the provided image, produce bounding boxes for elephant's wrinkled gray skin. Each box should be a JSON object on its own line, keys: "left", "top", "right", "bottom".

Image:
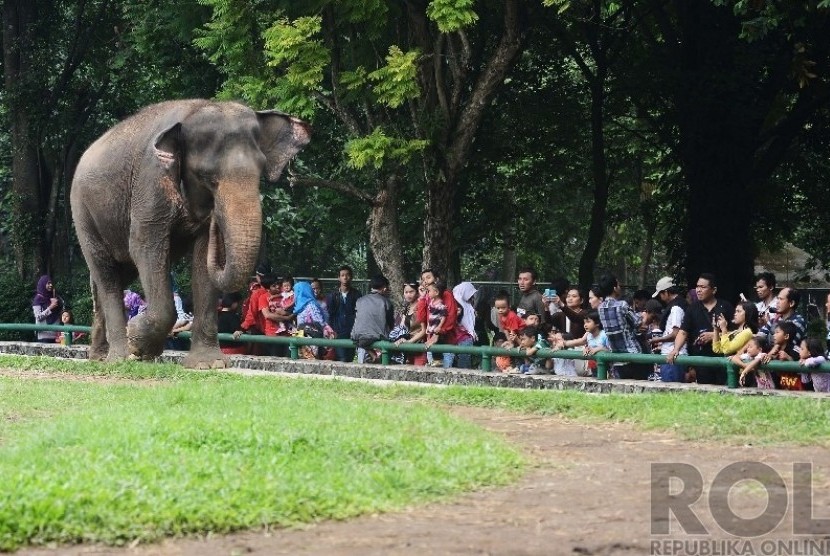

{"left": 70, "top": 100, "right": 310, "bottom": 368}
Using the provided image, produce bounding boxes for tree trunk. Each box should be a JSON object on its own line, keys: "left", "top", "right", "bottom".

{"left": 675, "top": 2, "right": 756, "bottom": 303}
{"left": 3, "top": 0, "right": 43, "bottom": 279}
{"left": 367, "top": 176, "right": 406, "bottom": 306}
{"left": 577, "top": 80, "right": 609, "bottom": 292}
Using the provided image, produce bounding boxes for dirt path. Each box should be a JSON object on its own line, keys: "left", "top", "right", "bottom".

{"left": 16, "top": 405, "right": 830, "bottom": 556}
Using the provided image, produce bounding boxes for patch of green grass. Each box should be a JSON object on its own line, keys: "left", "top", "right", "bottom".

{"left": 2, "top": 354, "right": 830, "bottom": 550}
{"left": 0, "top": 370, "right": 522, "bottom": 551}
{"left": 367, "top": 384, "right": 830, "bottom": 446}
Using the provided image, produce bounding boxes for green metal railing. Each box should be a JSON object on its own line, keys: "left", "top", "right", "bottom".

{"left": 1, "top": 322, "right": 828, "bottom": 389}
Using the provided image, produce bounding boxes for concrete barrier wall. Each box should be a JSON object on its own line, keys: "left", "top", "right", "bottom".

{"left": 0, "top": 341, "right": 825, "bottom": 399}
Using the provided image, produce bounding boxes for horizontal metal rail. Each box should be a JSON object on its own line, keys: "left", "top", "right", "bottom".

{"left": 1, "top": 323, "right": 827, "bottom": 389}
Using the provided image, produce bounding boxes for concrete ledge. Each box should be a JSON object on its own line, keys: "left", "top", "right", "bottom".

{"left": 1, "top": 341, "right": 827, "bottom": 399}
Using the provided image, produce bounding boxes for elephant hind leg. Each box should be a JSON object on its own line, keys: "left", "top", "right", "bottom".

{"left": 88, "top": 279, "right": 109, "bottom": 361}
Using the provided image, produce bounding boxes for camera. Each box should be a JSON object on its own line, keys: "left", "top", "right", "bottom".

{"left": 767, "top": 306, "right": 778, "bottom": 314}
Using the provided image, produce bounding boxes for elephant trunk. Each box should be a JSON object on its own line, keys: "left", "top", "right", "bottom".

{"left": 207, "top": 180, "right": 262, "bottom": 292}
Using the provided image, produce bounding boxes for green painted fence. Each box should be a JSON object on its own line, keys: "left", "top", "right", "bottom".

{"left": 1, "top": 322, "right": 827, "bottom": 390}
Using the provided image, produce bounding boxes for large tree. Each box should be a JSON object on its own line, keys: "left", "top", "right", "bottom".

{"left": 629, "top": 0, "right": 830, "bottom": 300}
{"left": 194, "top": 0, "right": 532, "bottom": 292}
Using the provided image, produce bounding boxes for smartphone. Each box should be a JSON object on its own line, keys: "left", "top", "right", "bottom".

{"left": 544, "top": 289, "right": 557, "bottom": 298}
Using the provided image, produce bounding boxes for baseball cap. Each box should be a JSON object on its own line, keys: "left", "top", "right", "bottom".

{"left": 652, "top": 276, "right": 676, "bottom": 298}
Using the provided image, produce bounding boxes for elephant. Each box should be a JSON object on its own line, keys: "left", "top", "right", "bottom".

{"left": 70, "top": 99, "right": 310, "bottom": 368}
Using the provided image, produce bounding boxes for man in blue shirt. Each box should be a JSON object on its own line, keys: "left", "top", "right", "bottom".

{"left": 326, "top": 265, "right": 362, "bottom": 362}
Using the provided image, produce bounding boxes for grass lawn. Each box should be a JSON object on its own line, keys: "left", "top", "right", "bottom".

{"left": 1, "top": 355, "right": 829, "bottom": 550}
{"left": 0, "top": 357, "right": 522, "bottom": 551}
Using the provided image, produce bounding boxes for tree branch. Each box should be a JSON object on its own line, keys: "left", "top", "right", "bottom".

{"left": 444, "top": 0, "right": 524, "bottom": 184}
{"left": 287, "top": 175, "right": 375, "bottom": 205}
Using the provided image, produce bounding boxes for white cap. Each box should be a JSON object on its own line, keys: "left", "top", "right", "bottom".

{"left": 652, "top": 276, "right": 676, "bottom": 298}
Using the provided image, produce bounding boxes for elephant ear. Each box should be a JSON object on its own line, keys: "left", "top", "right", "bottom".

{"left": 256, "top": 110, "right": 311, "bottom": 182}
{"left": 153, "top": 123, "right": 182, "bottom": 177}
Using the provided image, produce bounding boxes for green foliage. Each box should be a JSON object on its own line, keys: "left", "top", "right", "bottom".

{"left": 426, "top": 0, "right": 479, "bottom": 32}
{"left": 262, "top": 16, "right": 328, "bottom": 117}
{"left": 367, "top": 47, "right": 422, "bottom": 108}
{"left": 0, "top": 274, "right": 36, "bottom": 341}
{"left": 0, "top": 368, "right": 522, "bottom": 551}
{"left": 345, "top": 128, "right": 429, "bottom": 170}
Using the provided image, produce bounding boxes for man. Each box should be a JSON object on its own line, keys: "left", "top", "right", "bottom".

{"left": 667, "top": 273, "right": 734, "bottom": 385}
{"left": 416, "top": 268, "right": 458, "bottom": 367}
{"left": 516, "top": 267, "right": 547, "bottom": 323}
{"left": 649, "top": 277, "right": 688, "bottom": 383}
{"left": 326, "top": 265, "right": 362, "bottom": 362}
{"left": 351, "top": 275, "right": 394, "bottom": 364}
{"left": 754, "top": 272, "right": 778, "bottom": 327}
{"left": 596, "top": 273, "right": 649, "bottom": 380}
{"left": 757, "top": 287, "right": 805, "bottom": 349}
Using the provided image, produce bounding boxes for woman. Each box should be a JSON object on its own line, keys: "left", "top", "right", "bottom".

{"left": 588, "top": 287, "right": 604, "bottom": 310}
{"left": 452, "top": 282, "right": 478, "bottom": 369}
{"left": 293, "top": 281, "right": 333, "bottom": 359}
{"left": 713, "top": 301, "right": 759, "bottom": 355}
{"left": 32, "top": 275, "right": 63, "bottom": 343}
{"left": 550, "top": 288, "right": 587, "bottom": 337}
{"left": 396, "top": 281, "right": 427, "bottom": 365}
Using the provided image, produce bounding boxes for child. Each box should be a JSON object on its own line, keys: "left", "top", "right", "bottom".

{"left": 276, "top": 276, "right": 296, "bottom": 334}
{"left": 546, "top": 329, "right": 577, "bottom": 376}
{"left": 56, "top": 309, "right": 86, "bottom": 345}
{"left": 800, "top": 337, "right": 829, "bottom": 392}
{"left": 514, "top": 326, "right": 552, "bottom": 375}
{"left": 640, "top": 299, "right": 664, "bottom": 380}
{"left": 764, "top": 321, "right": 802, "bottom": 390}
{"left": 733, "top": 336, "right": 772, "bottom": 389}
{"left": 425, "top": 281, "right": 448, "bottom": 366}
{"left": 493, "top": 290, "right": 524, "bottom": 371}
{"left": 554, "top": 311, "right": 608, "bottom": 377}
{"left": 218, "top": 294, "right": 246, "bottom": 355}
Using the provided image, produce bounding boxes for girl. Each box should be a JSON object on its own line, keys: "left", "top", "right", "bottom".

{"left": 713, "top": 302, "right": 759, "bottom": 355}
{"left": 32, "top": 275, "right": 63, "bottom": 343}
{"left": 276, "top": 277, "right": 296, "bottom": 334}
{"left": 800, "top": 337, "right": 829, "bottom": 392}
{"left": 56, "top": 309, "right": 86, "bottom": 345}
{"left": 553, "top": 311, "right": 608, "bottom": 377}
{"left": 425, "top": 282, "right": 448, "bottom": 366}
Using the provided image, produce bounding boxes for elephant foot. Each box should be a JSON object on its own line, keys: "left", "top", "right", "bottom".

{"left": 89, "top": 348, "right": 108, "bottom": 361}
{"left": 126, "top": 315, "right": 166, "bottom": 360}
{"left": 183, "top": 348, "right": 228, "bottom": 370}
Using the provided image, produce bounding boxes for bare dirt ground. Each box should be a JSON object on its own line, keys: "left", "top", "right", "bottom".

{"left": 15, "top": 401, "right": 830, "bottom": 556}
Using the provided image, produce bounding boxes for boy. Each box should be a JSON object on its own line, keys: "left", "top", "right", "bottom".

{"left": 762, "top": 321, "right": 802, "bottom": 390}
{"left": 514, "top": 326, "right": 552, "bottom": 375}
{"left": 494, "top": 290, "right": 524, "bottom": 371}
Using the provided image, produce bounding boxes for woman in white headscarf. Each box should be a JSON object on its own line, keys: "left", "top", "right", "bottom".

{"left": 452, "top": 282, "right": 478, "bottom": 369}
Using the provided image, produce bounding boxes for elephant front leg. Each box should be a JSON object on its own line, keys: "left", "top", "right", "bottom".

{"left": 128, "top": 230, "right": 176, "bottom": 359}
{"left": 183, "top": 233, "right": 227, "bottom": 369}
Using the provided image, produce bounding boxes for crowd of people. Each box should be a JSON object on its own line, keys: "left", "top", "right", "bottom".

{"left": 29, "top": 266, "right": 830, "bottom": 392}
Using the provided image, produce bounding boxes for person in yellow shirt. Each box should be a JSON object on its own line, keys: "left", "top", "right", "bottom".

{"left": 713, "top": 301, "right": 759, "bottom": 356}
